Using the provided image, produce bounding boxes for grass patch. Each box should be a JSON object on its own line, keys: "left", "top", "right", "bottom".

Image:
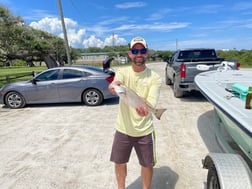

{"left": 0, "top": 66, "right": 47, "bottom": 87}
{"left": 0, "top": 66, "right": 47, "bottom": 76}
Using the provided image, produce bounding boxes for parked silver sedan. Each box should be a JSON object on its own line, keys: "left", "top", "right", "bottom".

{"left": 0, "top": 65, "right": 115, "bottom": 108}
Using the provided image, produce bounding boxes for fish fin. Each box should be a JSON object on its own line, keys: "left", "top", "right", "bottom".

{"left": 154, "top": 109, "right": 167, "bottom": 120}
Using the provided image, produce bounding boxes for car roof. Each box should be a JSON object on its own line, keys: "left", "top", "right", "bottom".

{"left": 47, "top": 65, "right": 104, "bottom": 73}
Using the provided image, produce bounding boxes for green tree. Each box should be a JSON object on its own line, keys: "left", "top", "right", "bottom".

{"left": 217, "top": 50, "right": 252, "bottom": 67}
{"left": 0, "top": 6, "right": 24, "bottom": 65}
{"left": 0, "top": 5, "right": 74, "bottom": 67}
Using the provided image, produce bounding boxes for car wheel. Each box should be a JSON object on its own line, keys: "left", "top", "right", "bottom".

{"left": 207, "top": 165, "right": 220, "bottom": 189}
{"left": 5, "top": 91, "right": 26, "bottom": 109}
{"left": 83, "top": 89, "right": 103, "bottom": 106}
{"left": 173, "top": 76, "right": 184, "bottom": 98}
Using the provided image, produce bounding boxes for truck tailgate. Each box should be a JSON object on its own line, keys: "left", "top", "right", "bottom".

{"left": 184, "top": 61, "right": 222, "bottom": 82}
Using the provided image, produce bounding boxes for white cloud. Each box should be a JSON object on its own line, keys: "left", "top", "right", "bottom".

{"left": 29, "top": 17, "right": 78, "bottom": 35}
{"left": 82, "top": 34, "right": 127, "bottom": 48}
{"left": 29, "top": 16, "right": 129, "bottom": 48}
{"left": 104, "top": 34, "right": 127, "bottom": 46}
{"left": 61, "top": 29, "right": 86, "bottom": 47}
{"left": 64, "top": 18, "right": 78, "bottom": 29}
{"left": 147, "top": 8, "right": 172, "bottom": 21}
{"left": 195, "top": 4, "right": 223, "bottom": 14}
{"left": 115, "top": 22, "right": 190, "bottom": 32}
{"left": 30, "top": 17, "right": 62, "bottom": 33}
{"left": 115, "top": 2, "right": 146, "bottom": 9}
{"left": 30, "top": 17, "right": 86, "bottom": 47}
{"left": 233, "top": 2, "right": 252, "bottom": 11}
{"left": 29, "top": 15, "right": 190, "bottom": 49}
{"left": 97, "top": 17, "right": 129, "bottom": 26}
{"left": 83, "top": 35, "right": 104, "bottom": 48}
{"left": 28, "top": 16, "right": 189, "bottom": 49}
{"left": 87, "top": 25, "right": 109, "bottom": 37}
{"left": 25, "top": 9, "right": 57, "bottom": 21}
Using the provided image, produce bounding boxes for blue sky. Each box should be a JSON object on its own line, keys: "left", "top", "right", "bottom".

{"left": 1, "top": 0, "right": 252, "bottom": 50}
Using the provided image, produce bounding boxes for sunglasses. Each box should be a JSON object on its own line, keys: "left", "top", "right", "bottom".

{"left": 131, "top": 48, "right": 147, "bottom": 55}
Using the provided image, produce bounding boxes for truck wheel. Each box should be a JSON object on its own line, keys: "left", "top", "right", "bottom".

{"left": 165, "top": 71, "right": 172, "bottom": 85}
{"left": 207, "top": 165, "right": 220, "bottom": 189}
{"left": 173, "top": 77, "right": 184, "bottom": 98}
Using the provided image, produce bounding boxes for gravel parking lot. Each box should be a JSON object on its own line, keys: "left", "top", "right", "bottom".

{"left": 0, "top": 62, "right": 222, "bottom": 189}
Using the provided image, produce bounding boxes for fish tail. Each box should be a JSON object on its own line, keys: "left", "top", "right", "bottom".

{"left": 154, "top": 109, "right": 166, "bottom": 120}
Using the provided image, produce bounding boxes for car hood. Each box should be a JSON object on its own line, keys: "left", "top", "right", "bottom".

{"left": 1, "top": 80, "right": 31, "bottom": 90}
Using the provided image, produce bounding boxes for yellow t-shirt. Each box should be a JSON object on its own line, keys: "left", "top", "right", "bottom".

{"left": 114, "top": 66, "right": 162, "bottom": 137}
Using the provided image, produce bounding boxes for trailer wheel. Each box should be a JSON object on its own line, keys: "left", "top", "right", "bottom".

{"left": 207, "top": 165, "right": 220, "bottom": 189}
{"left": 165, "top": 70, "right": 172, "bottom": 85}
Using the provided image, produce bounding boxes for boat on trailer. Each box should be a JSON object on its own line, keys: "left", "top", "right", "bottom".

{"left": 195, "top": 69, "right": 252, "bottom": 189}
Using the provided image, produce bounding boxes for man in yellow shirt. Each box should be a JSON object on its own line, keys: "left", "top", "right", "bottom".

{"left": 108, "top": 37, "right": 162, "bottom": 189}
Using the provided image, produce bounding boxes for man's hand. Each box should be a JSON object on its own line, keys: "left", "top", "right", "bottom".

{"left": 136, "top": 104, "right": 149, "bottom": 117}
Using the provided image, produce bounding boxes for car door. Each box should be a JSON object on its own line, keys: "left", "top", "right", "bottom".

{"left": 24, "top": 69, "right": 60, "bottom": 103}
{"left": 56, "top": 68, "right": 90, "bottom": 102}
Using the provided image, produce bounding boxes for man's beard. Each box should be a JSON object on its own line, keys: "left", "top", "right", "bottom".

{"left": 133, "top": 57, "right": 145, "bottom": 66}
{"left": 133, "top": 61, "right": 145, "bottom": 66}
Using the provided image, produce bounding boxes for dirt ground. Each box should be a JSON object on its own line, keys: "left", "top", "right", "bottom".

{"left": 0, "top": 62, "right": 223, "bottom": 189}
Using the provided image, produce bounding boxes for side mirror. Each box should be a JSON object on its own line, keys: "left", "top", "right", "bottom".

{"left": 31, "top": 79, "right": 37, "bottom": 84}
{"left": 165, "top": 57, "right": 172, "bottom": 63}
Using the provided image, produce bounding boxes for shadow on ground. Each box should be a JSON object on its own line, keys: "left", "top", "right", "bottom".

{"left": 197, "top": 110, "right": 222, "bottom": 153}
{"left": 166, "top": 85, "right": 208, "bottom": 102}
{"left": 126, "top": 166, "right": 178, "bottom": 189}
{"left": 180, "top": 91, "right": 208, "bottom": 102}
{"left": 1, "top": 97, "right": 119, "bottom": 109}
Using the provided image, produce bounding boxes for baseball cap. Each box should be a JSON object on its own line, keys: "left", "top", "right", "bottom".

{"left": 130, "top": 37, "right": 147, "bottom": 49}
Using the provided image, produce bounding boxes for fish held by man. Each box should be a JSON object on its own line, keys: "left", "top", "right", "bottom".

{"left": 111, "top": 84, "right": 166, "bottom": 120}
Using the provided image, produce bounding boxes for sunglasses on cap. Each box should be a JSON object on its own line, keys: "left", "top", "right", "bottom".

{"left": 131, "top": 48, "right": 147, "bottom": 55}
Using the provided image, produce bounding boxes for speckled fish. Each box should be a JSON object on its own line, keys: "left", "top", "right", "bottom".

{"left": 112, "top": 84, "right": 166, "bottom": 120}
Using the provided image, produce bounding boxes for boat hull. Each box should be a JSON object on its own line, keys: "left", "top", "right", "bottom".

{"left": 195, "top": 70, "right": 252, "bottom": 163}
{"left": 215, "top": 107, "right": 252, "bottom": 161}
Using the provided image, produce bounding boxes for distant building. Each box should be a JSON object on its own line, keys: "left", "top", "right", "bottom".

{"left": 78, "top": 52, "right": 109, "bottom": 63}
{"left": 77, "top": 52, "right": 128, "bottom": 64}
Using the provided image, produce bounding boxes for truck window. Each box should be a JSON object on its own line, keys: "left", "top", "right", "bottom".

{"left": 199, "top": 50, "right": 216, "bottom": 58}
{"left": 178, "top": 50, "right": 216, "bottom": 59}
{"left": 178, "top": 51, "right": 190, "bottom": 59}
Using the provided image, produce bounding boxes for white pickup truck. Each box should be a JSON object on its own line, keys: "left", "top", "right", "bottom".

{"left": 165, "top": 48, "right": 240, "bottom": 97}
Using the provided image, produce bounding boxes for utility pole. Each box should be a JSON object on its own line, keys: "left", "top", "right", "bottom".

{"left": 57, "top": 0, "right": 72, "bottom": 65}
{"left": 112, "top": 32, "right": 115, "bottom": 48}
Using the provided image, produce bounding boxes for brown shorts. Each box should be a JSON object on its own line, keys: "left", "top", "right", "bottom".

{"left": 110, "top": 131, "right": 156, "bottom": 167}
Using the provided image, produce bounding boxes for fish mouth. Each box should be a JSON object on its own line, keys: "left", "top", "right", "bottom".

{"left": 112, "top": 84, "right": 126, "bottom": 94}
